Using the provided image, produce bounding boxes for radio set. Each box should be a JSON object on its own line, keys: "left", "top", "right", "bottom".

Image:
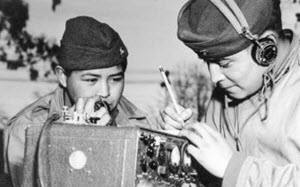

{"left": 136, "top": 128, "right": 199, "bottom": 186}
{"left": 23, "top": 122, "right": 204, "bottom": 187}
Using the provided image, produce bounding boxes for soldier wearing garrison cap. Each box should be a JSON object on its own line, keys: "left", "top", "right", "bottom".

{"left": 161, "top": 0, "right": 300, "bottom": 186}
{"left": 4, "top": 16, "right": 157, "bottom": 187}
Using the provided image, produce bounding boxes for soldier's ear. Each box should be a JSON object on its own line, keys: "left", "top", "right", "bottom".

{"left": 55, "top": 66, "right": 67, "bottom": 88}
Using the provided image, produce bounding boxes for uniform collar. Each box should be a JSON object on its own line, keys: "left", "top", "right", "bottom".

{"left": 48, "top": 86, "right": 66, "bottom": 119}
{"left": 115, "top": 96, "right": 147, "bottom": 126}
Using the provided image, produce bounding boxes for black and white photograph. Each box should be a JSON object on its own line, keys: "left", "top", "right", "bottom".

{"left": 0, "top": 0, "right": 300, "bottom": 186}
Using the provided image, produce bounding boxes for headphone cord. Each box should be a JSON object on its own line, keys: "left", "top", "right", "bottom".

{"left": 221, "top": 36, "right": 300, "bottom": 149}
{"left": 260, "top": 35, "right": 300, "bottom": 98}
{"left": 208, "top": 0, "right": 259, "bottom": 42}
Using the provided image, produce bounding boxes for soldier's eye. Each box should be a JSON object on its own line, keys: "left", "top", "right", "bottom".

{"left": 83, "top": 78, "right": 98, "bottom": 83}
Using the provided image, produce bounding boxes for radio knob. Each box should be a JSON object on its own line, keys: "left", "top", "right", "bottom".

{"left": 146, "top": 147, "right": 155, "bottom": 157}
{"left": 148, "top": 137, "right": 155, "bottom": 145}
{"left": 140, "top": 134, "right": 149, "bottom": 145}
{"left": 149, "top": 160, "right": 158, "bottom": 170}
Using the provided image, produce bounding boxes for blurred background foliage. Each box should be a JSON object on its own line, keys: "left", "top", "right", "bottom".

{"left": 172, "top": 63, "right": 212, "bottom": 121}
{"left": 156, "top": 62, "right": 212, "bottom": 123}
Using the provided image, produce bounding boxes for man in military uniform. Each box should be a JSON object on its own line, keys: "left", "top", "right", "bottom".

{"left": 161, "top": 0, "right": 300, "bottom": 186}
{"left": 4, "top": 16, "right": 157, "bottom": 187}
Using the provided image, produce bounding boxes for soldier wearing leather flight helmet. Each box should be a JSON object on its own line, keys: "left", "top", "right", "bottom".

{"left": 161, "top": 0, "right": 300, "bottom": 186}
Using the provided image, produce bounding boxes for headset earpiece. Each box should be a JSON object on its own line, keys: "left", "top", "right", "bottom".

{"left": 206, "top": 0, "right": 278, "bottom": 66}
{"left": 251, "top": 37, "right": 278, "bottom": 66}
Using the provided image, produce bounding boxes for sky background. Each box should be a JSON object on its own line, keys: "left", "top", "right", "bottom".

{"left": 24, "top": 0, "right": 300, "bottom": 74}
{"left": 0, "top": 0, "right": 203, "bottom": 118}
{"left": 1, "top": 0, "right": 300, "bottom": 118}
{"left": 25, "top": 0, "right": 199, "bottom": 74}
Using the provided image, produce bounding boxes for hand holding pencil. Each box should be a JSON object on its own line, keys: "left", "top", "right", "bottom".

{"left": 158, "top": 65, "right": 193, "bottom": 134}
{"left": 159, "top": 66, "right": 181, "bottom": 113}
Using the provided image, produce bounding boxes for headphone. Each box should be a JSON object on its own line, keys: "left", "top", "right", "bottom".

{"left": 208, "top": 0, "right": 277, "bottom": 66}
{"left": 251, "top": 37, "right": 277, "bottom": 66}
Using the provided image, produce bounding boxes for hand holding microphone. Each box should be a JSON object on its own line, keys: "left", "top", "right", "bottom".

{"left": 67, "top": 96, "right": 112, "bottom": 126}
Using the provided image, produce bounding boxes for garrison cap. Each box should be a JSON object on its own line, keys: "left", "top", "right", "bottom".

{"left": 177, "top": 0, "right": 281, "bottom": 61}
{"left": 58, "top": 16, "right": 128, "bottom": 71}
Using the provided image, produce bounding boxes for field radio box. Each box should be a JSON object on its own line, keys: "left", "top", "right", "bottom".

{"left": 22, "top": 123, "right": 204, "bottom": 187}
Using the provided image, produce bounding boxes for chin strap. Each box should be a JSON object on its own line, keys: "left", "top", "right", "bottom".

{"left": 208, "top": 0, "right": 260, "bottom": 43}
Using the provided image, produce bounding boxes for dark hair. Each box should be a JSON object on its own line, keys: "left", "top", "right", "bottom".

{"left": 121, "top": 58, "right": 128, "bottom": 72}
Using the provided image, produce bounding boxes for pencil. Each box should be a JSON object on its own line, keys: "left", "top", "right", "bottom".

{"left": 158, "top": 65, "right": 181, "bottom": 114}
